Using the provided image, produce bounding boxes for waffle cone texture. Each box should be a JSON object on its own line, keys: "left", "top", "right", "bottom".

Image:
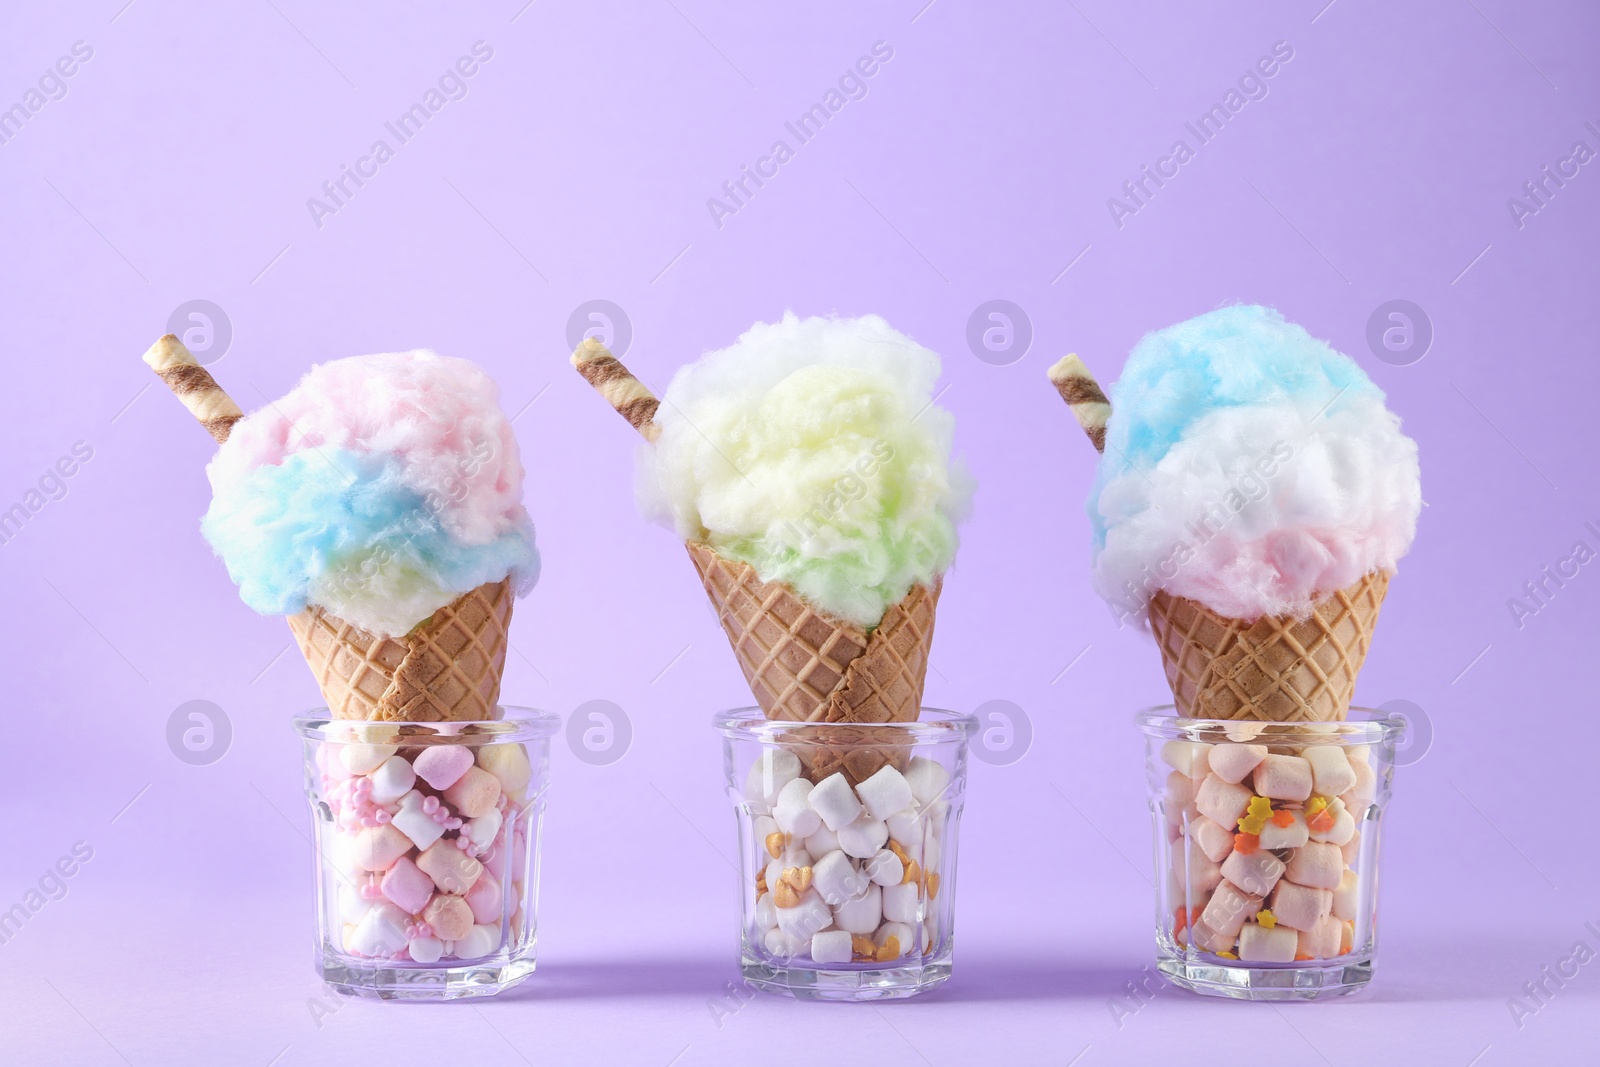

{"left": 287, "top": 579, "right": 514, "bottom": 722}
{"left": 1147, "top": 570, "right": 1389, "bottom": 722}
{"left": 687, "top": 542, "right": 939, "bottom": 725}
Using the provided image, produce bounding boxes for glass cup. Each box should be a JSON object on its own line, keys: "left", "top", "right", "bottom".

{"left": 715, "top": 707, "right": 975, "bottom": 1001}
{"left": 1139, "top": 706, "right": 1404, "bottom": 1000}
{"left": 293, "top": 708, "right": 558, "bottom": 999}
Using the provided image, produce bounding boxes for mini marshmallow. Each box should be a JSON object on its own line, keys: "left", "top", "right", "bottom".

{"left": 1220, "top": 849, "right": 1285, "bottom": 897}
{"left": 1308, "top": 799, "right": 1356, "bottom": 847}
{"left": 922, "top": 833, "right": 942, "bottom": 872}
{"left": 1253, "top": 754, "right": 1313, "bottom": 802}
{"left": 1189, "top": 919, "right": 1237, "bottom": 955}
{"left": 354, "top": 824, "right": 413, "bottom": 872}
{"left": 339, "top": 883, "right": 372, "bottom": 923}
{"left": 349, "top": 903, "right": 409, "bottom": 957}
{"left": 340, "top": 743, "right": 398, "bottom": 776}
{"left": 424, "top": 893, "right": 474, "bottom": 941}
{"left": 1269, "top": 880, "right": 1333, "bottom": 931}
{"left": 812, "top": 850, "right": 870, "bottom": 906}
{"left": 811, "top": 929, "right": 854, "bottom": 963}
{"left": 1284, "top": 841, "right": 1344, "bottom": 890}
{"left": 876, "top": 921, "right": 915, "bottom": 958}
{"left": 466, "top": 808, "right": 504, "bottom": 853}
{"left": 417, "top": 840, "right": 484, "bottom": 894}
{"left": 805, "top": 825, "right": 840, "bottom": 858}
{"left": 380, "top": 856, "right": 435, "bottom": 915}
{"left": 444, "top": 766, "right": 502, "bottom": 819}
{"left": 809, "top": 773, "right": 864, "bottom": 831}
{"left": 1303, "top": 746, "right": 1357, "bottom": 797}
{"left": 1297, "top": 913, "right": 1344, "bottom": 959}
{"left": 1195, "top": 775, "right": 1253, "bottom": 829}
{"left": 1207, "top": 744, "right": 1268, "bottom": 784}
{"left": 1174, "top": 850, "right": 1223, "bottom": 897}
{"left": 904, "top": 756, "right": 951, "bottom": 805}
{"left": 838, "top": 815, "right": 890, "bottom": 859}
{"left": 856, "top": 765, "right": 915, "bottom": 822}
{"left": 753, "top": 894, "right": 778, "bottom": 931}
{"left": 886, "top": 808, "right": 926, "bottom": 854}
{"left": 1165, "top": 772, "right": 1198, "bottom": 827}
{"left": 1341, "top": 827, "right": 1362, "bottom": 866}
{"left": 833, "top": 884, "right": 883, "bottom": 934}
{"left": 775, "top": 888, "right": 833, "bottom": 941}
{"left": 1238, "top": 922, "right": 1299, "bottom": 963}
{"left": 746, "top": 750, "right": 802, "bottom": 805}
{"left": 390, "top": 791, "right": 447, "bottom": 852}
{"left": 408, "top": 936, "right": 444, "bottom": 964}
{"left": 1200, "top": 881, "right": 1262, "bottom": 939}
{"left": 764, "top": 927, "right": 806, "bottom": 958}
{"left": 476, "top": 743, "right": 532, "bottom": 801}
{"left": 774, "top": 778, "right": 822, "bottom": 838}
{"left": 412, "top": 746, "right": 475, "bottom": 791}
{"left": 1257, "top": 810, "right": 1310, "bottom": 850}
{"left": 465, "top": 871, "right": 503, "bottom": 925}
{"left": 453, "top": 923, "right": 499, "bottom": 960}
{"left": 1189, "top": 817, "right": 1235, "bottom": 864}
{"left": 882, "top": 881, "right": 921, "bottom": 924}
{"left": 1223, "top": 722, "right": 1267, "bottom": 743}
{"left": 1341, "top": 757, "right": 1377, "bottom": 814}
{"left": 865, "top": 849, "right": 904, "bottom": 887}
{"left": 1161, "top": 740, "right": 1212, "bottom": 778}
{"left": 1332, "top": 868, "right": 1360, "bottom": 922}
{"left": 367, "top": 756, "right": 417, "bottom": 805}
{"left": 329, "top": 831, "right": 368, "bottom": 884}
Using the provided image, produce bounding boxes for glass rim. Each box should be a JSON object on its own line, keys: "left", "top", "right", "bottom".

{"left": 712, "top": 706, "right": 975, "bottom": 743}
{"left": 1134, "top": 704, "right": 1403, "bottom": 744}
{"left": 291, "top": 705, "right": 559, "bottom": 742}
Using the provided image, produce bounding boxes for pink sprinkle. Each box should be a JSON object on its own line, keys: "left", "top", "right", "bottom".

{"left": 422, "top": 796, "right": 440, "bottom": 814}
{"left": 417, "top": 922, "right": 431, "bottom": 938}
{"left": 446, "top": 818, "right": 462, "bottom": 830}
{"left": 375, "top": 810, "right": 392, "bottom": 824}
{"left": 355, "top": 778, "right": 372, "bottom": 794}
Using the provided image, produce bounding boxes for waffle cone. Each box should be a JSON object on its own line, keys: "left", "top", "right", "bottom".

{"left": 1147, "top": 571, "right": 1389, "bottom": 722}
{"left": 286, "top": 579, "right": 514, "bottom": 722}
{"left": 686, "top": 542, "right": 939, "bottom": 726}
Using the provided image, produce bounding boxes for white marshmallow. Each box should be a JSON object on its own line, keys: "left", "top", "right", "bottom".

{"left": 763, "top": 927, "right": 806, "bottom": 958}
{"left": 453, "top": 924, "right": 499, "bottom": 960}
{"left": 338, "top": 883, "right": 372, "bottom": 923}
{"left": 882, "top": 882, "right": 921, "bottom": 924}
{"left": 805, "top": 825, "right": 840, "bottom": 858}
{"left": 753, "top": 815, "right": 779, "bottom": 852}
{"left": 856, "top": 765, "right": 914, "bottom": 821}
{"left": 1341, "top": 757, "right": 1378, "bottom": 813}
{"left": 1223, "top": 721, "right": 1267, "bottom": 743}
{"left": 466, "top": 807, "right": 503, "bottom": 852}
{"left": 367, "top": 756, "right": 416, "bottom": 805}
{"left": 833, "top": 884, "right": 883, "bottom": 934}
{"left": 904, "top": 757, "right": 951, "bottom": 806}
{"left": 811, "top": 929, "right": 853, "bottom": 963}
{"left": 775, "top": 889, "right": 833, "bottom": 941}
{"left": 1161, "top": 740, "right": 1212, "bottom": 778}
{"left": 1207, "top": 744, "right": 1267, "bottom": 784}
{"left": 1332, "top": 868, "right": 1360, "bottom": 922}
{"left": 1341, "top": 827, "right": 1362, "bottom": 867}
{"left": 348, "top": 903, "right": 409, "bottom": 957}
{"left": 886, "top": 808, "right": 926, "bottom": 856}
{"left": 774, "top": 778, "right": 821, "bottom": 838}
{"left": 746, "top": 750, "right": 802, "bottom": 805}
{"left": 754, "top": 893, "right": 778, "bottom": 931}
{"left": 1238, "top": 922, "right": 1298, "bottom": 963}
{"left": 476, "top": 743, "right": 533, "bottom": 802}
{"left": 1256, "top": 810, "right": 1310, "bottom": 850}
{"left": 328, "top": 831, "right": 367, "bottom": 885}
{"left": 1308, "top": 799, "right": 1356, "bottom": 847}
{"left": 876, "top": 921, "right": 915, "bottom": 956}
{"left": 340, "top": 743, "right": 398, "bottom": 776}
{"left": 1165, "top": 772, "right": 1198, "bottom": 827}
{"left": 808, "top": 773, "right": 864, "bottom": 831}
{"left": 812, "top": 850, "right": 870, "bottom": 906}
{"left": 1303, "top": 746, "right": 1357, "bottom": 797}
{"left": 922, "top": 832, "right": 942, "bottom": 872}
{"left": 408, "top": 936, "right": 444, "bottom": 964}
{"left": 838, "top": 815, "right": 889, "bottom": 859}
{"left": 390, "top": 790, "right": 446, "bottom": 851}
{"left": 865, "top": 849, "right": 904, "bottom": 887}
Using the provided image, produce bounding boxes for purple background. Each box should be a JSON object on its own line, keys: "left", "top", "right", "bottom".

{"left": 3, "top": 0, "right": 1598, "bottom": 1063}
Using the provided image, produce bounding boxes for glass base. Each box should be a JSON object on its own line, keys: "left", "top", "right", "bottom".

{"left": 741, "top": 953, "right": 952, "bottom": 1001}
{"left": 318, "top": 950, "right": 536, "bottom": 1000}
{"left": 1157, "top": 952, "right": 1373, "bottom": 1001}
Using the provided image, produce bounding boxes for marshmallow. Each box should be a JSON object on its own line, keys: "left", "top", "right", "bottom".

{"left": 466, "top": 808, "right": 504, "bottom": 852}
{"left": 1220, "top": 849, "right": 1285, "bottom": 897}
{"left": 1308, "top": 799, "right": 1356, "bottom": 847}
{"left": 444, "top": 766, "right": 502, "bottom": 819}
{"left": 1189, "top": 919, "right": 1237, "bottom": 955}
{"left": 805, "top": 825, "right": 841, "bottom": 858}
{"left": 811, "top": 929, "right": 854, "bottom": 964}
{"left": 338, "top": 882, "right": 372, "bottom": 923}
{"left": 1345, "top": 744, "right": 1371, "bottom": 767}
{"left": 412, "top": 746, "right": 475, "bottom": 791}
{"left": 1223, "top": 722, "right": 1267, "bottom": 743}
{"left": 465, "top": 871, "right": 503, "bottom": 925}
{"left": 1200, "top": 881, "right": 1262, "bottom": 939}
{"left": 380, "top": 856, "right": 435, "bottom": 915}
{"left": 1165, "top": 772, "right": 1198, "bottom": 826}
{"left": 754, "top": 815, "right": 779, "bottom": 850}
{"left": 809, "top": 773, "right": 864, "bottom": 831}
{"left": 1332, "top": 868, "right": 1360, "bottom": 922}
{"left": 390, "top": 791, "right": 447, "bottom": 852}
{"left": 1297, "top": 914, "right": 1344, "bottom": 959}
{"left": 348, "top": 903, "right": 409, "bottom": 957}
{"left": 417, "top": 840, "right": 484, "bottom": 894}
{"left": 328, "top": 830, "right": 368, "bottom": 884}
{"left": 1194, "top": 775, "right": 1252, "bottom": 829}
{"left": 476, "top": 743, "right": 533, "bottom": 801}
{"left": 838, "top": 815, "right": 890, "bottom": 859}
{"left": 1302, "top": 746, "right": 1357, "bottom": 797}
{"left": 904, "top": 757, "right": 951, "bottom": 806}
{"left": 340, "top": 743, "right": 398, "bottom": 776}
{"left": 763, "top": 927, "right": 807, "bottom": 958}
{"left": 1207, "top": 744, "right": 1267, "bottom": 784}
{"left": 775, "top": 888, "right": 833, "bottom": 941}
{"left": 886, "top": 808, "right": 926, "bottom": 858}
{"left": 354, "top": 825, "right": 413, "bottom": 872}
{"left": 408, "top": 936, "right": 444, "bottom": 964}
{"left": 812, "top": 850, "right": 870, "bottom": 906}
{"left": 1269, "top": 880, "right": 1333, "bottom": 931}
{"left": 746, "top": 750, "right": 802, "bottom": 805}
{"left": 876, "top": 921, "right": 915, "bottom": 959}
{"left": 424, "top": 893, "right": 474, "bottom": 941}
{"left": 1238, "top": 922, "right": 1299, "bottom": 963}
{"left": 367, "top": 756, "right": 417, "bottom": 805}
{"left": 454, "top": 923, "right": 500, "bottom": 961}
{"left": 774, "top": 778, "right": 822, "bottom": 838}
{"left": 1257, "top": 810, "right": 1310, "bottom": 850}
{"left": 865, "top": 849, "right": 904, "bottom": 887}
{"left": 1284, "top": 841, "right": 1344, "bottom": 890}
{"left": 753, "top": 893, "right": 778, "bottom": 931}
{"left": 833, "top": 884, "right": 883, "bottom": 934}
{"left": 1341, "top": 757, "right": 1377, "bottom": 814}
{"left": 922, "top": 832, "right": 942, "bottom": 872}
{"left": 1341, "top": 827, "right": 1362, "bottom": 867}
{"left": 1161, "top": 740, "right": 1213, "bottom": 778}
{"left": 882, "top": 882, "right": 921, "bottom": 924}
{"left": 1253, "top": 754, "right": 1313, "bottom": 802}
{"left": 1188, "top": 817, "right": 1235, "bottom": 864}
{"left": 1174, "top": 850, "right": 1223, "bottom": 897}
{"left": 856, "top": 765, "right": 915, "bottom": 822}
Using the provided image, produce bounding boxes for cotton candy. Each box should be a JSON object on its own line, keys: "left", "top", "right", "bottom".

{"left": 203, "top": 351, "right": 538, "bottom": 636}
{"left": 1090, "top": 305, "right": 1420, "bottom": 621}
{"left": 638, "top": 313, "right": 972, "bottom": 628}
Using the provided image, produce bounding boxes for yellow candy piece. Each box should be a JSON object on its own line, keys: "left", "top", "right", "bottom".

{"left": 1256, "top": 909, "right": 1277, "bottom": 929}
{"left": 1237, "top": 795, "right": 1273, "bottom": 835}
{"left": 1305, "top": 795, "right": 1330, "bottom": 818}
{"left": 1218, "top": 951, "right": 1238, "bottom": 960}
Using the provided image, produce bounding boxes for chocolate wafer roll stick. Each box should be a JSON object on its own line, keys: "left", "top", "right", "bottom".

{"left": 570, "top": 337, "right": 661, "bottom": 443}
{"left": 1047, "top": 353, "right": 1110, "bottom": 454}
{"left": 142, "top": 333, "right": 245, "bottom": 443}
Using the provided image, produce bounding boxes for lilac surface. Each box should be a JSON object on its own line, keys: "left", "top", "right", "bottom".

{"left": 2, "top": 0, "right": 1598, "bottom": 1063}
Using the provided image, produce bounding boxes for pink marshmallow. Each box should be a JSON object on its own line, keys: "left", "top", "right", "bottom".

{"left": 1297, "top": 914, "right": 1345, "bottom": 959}
{"left": 1341, "top": 827, "right": 1362, "bottom": 866}
{"left": 1284, "top": 841, "right": 1344, "bottom": 890}
{"left": 1189, "top": 817, "right": 1235, "bottom": 864}
{"left": 1175, "top": 850, "right": 1223, "bottom": 898}
{"left": 380, "top": 856, "right": 435, "bottom": 915}
{"left": 465, "top": 871, "right": 504, "bottom": 925}
{"left": 423, "top": 893, "right": 474, "bottom": 941}
{"left": 354, "top": 825, "right": 412, "bottom": 872}
{"left": 1238, "top": 922, "right": 1298, "bottom": 963}
{"left": 1195, "top": 775, "right": 1252, "bottom": 830}
{"left": 417, "top": 839, "right": 484, "bottom": 894}
{"left": 1220, "top": 848, "right": 1285, "bottom": 897}
{"left": 1303, "top": 746, "right": 1357, "bottom": 797}
{"left": 1332, "top": 868, "right": 1360, "bottom": 921}
{"left": 1200, "top": 880, "right": 1262, "bottom": 939}
{"left": 1207, "top": 744, "right": 1267, "bottom": 784}
{"left": 413, "top": 746, "right": 476, "bottom": 791}
{"left": 1252, "top": 754, "right": 1313, "bottom": 802}
{"left": 1269, "top": 880, "right": 1333, "bottom": 931}
{"left": 1257, "top": 809, "right": 1309, "bottom": 850}
{"left": 1340, "top": 757, "right": 1377, "bottom": 814}
{"left": 1165, "top": 771, "right": 1198, "bottom": 826}
{"left": 444, "top": 766, "right": 503, "bottom": 819}
{"left": 1189, "top": 918, "right": 1237, "bottom": 955}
